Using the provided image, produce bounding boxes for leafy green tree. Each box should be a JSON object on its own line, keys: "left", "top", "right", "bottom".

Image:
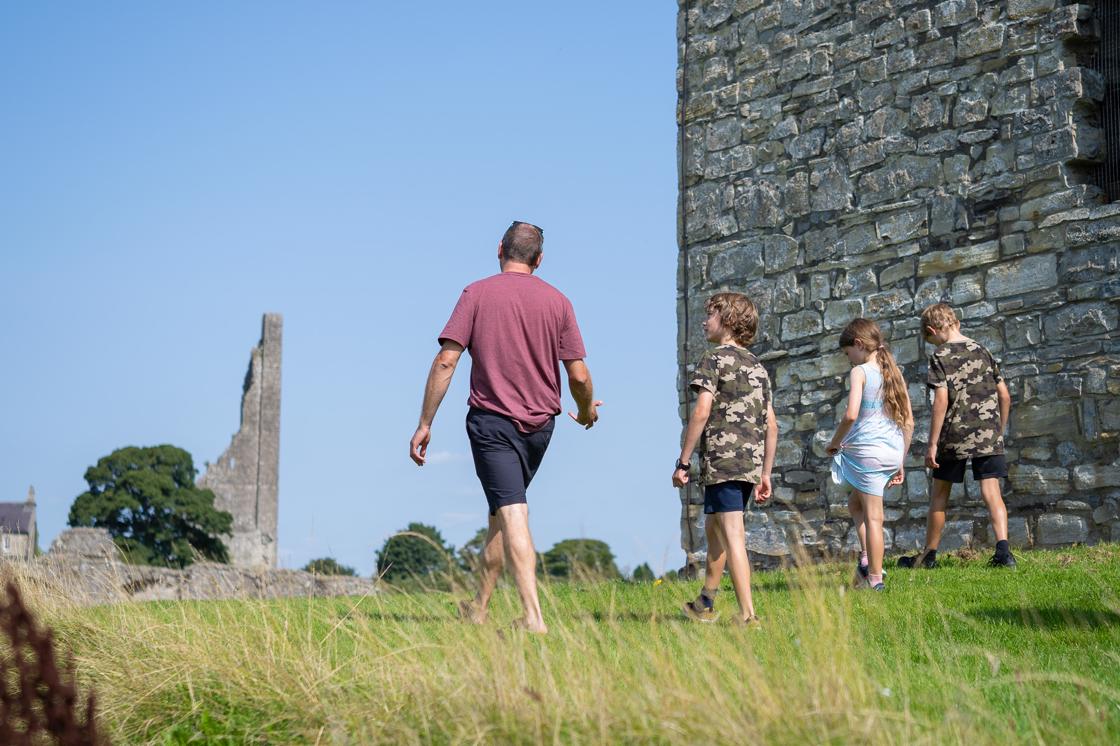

{"left": 631, "top": 563, "right": 655, "bottom": 582}
{"left": 375, "top": 523, "right": 454, "bottom": 582}
{"left": 542, "top": 539, "right": 621, "bottom": 580}
{"left": 457, "top": 527, "right": 490, "bottom": 572}
{"left": 303, "top": 557, "right": 356, "bottom": 576}
{"left": 68, "top": 445, "right": 232, "bottom": 568}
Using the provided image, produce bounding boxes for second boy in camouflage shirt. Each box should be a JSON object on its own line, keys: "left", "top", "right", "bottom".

{"left": 672, "top": 293, "right": 777, "bottom": 625}
{"left": 899, "top": 303, "right": 1016, "bottom": 570}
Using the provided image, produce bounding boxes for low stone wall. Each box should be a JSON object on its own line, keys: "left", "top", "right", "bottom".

{"left": 10, "top": 528, "right": 376, "bottom": 604}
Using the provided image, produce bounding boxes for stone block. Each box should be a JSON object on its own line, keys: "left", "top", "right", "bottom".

{"left": 918, "top": 241, "right": 999, "bottom": 276}
{"left": 734, "top": 178, "right": 783, "bottom": 228}
{"left": 953, "top": 92, "right": 989, "bottom": 126}
{"left": 810, "top": 160, "right": 855, "bottom": 212}
{"left": 782, "top": 311, "right": 823, "bottom": 340}
{"left": 865, "top": 288, "right": 914, "bottom": 316}
{"left": 880, "top": 259, "right": 915, "bottom": 288}
{"left": 877, "top": 206, "right": 928, "bottom": 246}
{"left": 933, "top": 0, "right": 977, "bottom": 28}
{"left": 1043, "top": 303, "right": 1119, "bottom": 340}
{"left": 708, "top": 240, "right": 764, "bottom": 284}
{"left": 950, "top": 274, "right": 984, "bottom": 305}
{"left": 1008, "top": 516, "right": 1031, "bottom": 547}
{"left": 958, "top": 24, "right": 1005, "bottom": 59}
{"left": 745, "top": 511, "right": 793, "bottom": 556}
{"left": 1036, "top": 513, "right": 1088, "bottom": 545}
{"left": 775, "top": 441, "right": 804, "bottom": 468}
{"left": 1093, "top": 500, "right": 1119, "bottom": 524}
{"left": 763, "top": 235, "right": 799, "bottom": 273}
{"left": 985, "top": 254, "right": 1058, "bottom": 298}
{"left": 1072, "top": 465, "right": 1120, "bottom": 491}
{"left": 1008, "top": 465, "right": 1070, "bottom": 497}
{"left": 914, "top": 278, "right": 949, "bottom": 310}
{"left": 939, "top": 520, "right": 973, "bottom": 551}
{"left": 1008, "top": 0, "right": 1055, "bottom": 19}
{"left": 910, "top": 93, "right": 945, "bottom": 130}
{"left": 825, "top": 300, "right": 864, "bottom": 331}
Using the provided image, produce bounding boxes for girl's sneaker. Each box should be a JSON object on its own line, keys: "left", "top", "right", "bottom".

{"left": 682, "top": 595, "right": 719, "bottom": 622}
{"left": 871, "top": 582, "right": 885, "bottom": 591}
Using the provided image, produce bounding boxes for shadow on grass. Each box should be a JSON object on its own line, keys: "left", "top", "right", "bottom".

{"left": 968, "top": 606, "right": 1120, "bottom": 629}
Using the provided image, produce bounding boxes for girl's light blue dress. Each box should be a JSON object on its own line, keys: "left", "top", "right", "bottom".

{"left": 831, "top": 363, "right": 904, "bottom": 497}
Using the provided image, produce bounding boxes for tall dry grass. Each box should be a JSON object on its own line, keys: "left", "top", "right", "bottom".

{"left": 3, "top": 547, "right": 1118, "bottom": 744}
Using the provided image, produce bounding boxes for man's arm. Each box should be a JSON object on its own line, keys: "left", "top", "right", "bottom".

{"left": 996, "top": 380, "right": 1011, "bottom": 434}
{"left": 563, "top": 359, "right": 602, "bottom": 429}
{"left": 410, "top": 340, "right": 464, "bottom": 465}
{"left": 926, "top": 386, "right": 949, "bottom": 469}
{"left": 673, "top": 390, "right": 713, "bottom": 487}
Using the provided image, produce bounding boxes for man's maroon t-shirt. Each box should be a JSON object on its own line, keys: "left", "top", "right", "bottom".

{"left": 439, "top": 272, "right": 586, "bottom": 433}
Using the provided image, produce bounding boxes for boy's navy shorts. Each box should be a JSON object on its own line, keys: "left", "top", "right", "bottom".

{"left": 703, "top": 481, "right": 755, "bottom": 514}
{"left": 931, "top": 454, "right": 1007, "bottom": 484}
{"left": 466, "top": 407, "right": 555, "bottom": 516}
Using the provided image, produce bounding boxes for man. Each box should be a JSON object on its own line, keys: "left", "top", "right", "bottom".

{"left": 409, "top": 220, "right": 600, "bottom": 634}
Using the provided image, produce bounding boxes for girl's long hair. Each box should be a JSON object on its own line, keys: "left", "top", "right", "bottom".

{"left": 838, "top": 318, "right": 913, "bottom": 432}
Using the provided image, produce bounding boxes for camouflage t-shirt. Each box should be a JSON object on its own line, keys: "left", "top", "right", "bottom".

{"left": 690, "top": 345, "right": 771, "bottom": 485}
{"left": 927, "top": 339, "right": 1005, "bottom": 458}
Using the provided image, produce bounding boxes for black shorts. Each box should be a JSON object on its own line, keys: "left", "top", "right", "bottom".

{"left": 703, "top": 481, "right": 755, "bottom": 514}
{"left": 466, "top": 408, "right": 555, "bottom": 515}
{"left": 931, "top": 454, "right": 1008, "bottom": 484}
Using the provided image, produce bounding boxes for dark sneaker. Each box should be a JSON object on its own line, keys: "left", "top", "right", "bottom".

{"left": 988, "top": 551, "right": 1017, "bottom": 568}
{"left": 872, "top": 583, "right": 885, "bottom": 591}
{"left": 898, "top": 550, "right": 937, "bottom": 569}
{"left": 682, "top": 596, "right": 719, "bottom": 623}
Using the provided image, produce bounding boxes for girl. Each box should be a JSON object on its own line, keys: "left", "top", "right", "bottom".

{"left": 826, "top": 319, "right": 913, "bottom": 591}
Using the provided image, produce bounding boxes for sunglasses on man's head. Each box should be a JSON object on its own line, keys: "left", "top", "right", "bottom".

{"left": 511, "top": 220, "right": 543, "bottom": 236}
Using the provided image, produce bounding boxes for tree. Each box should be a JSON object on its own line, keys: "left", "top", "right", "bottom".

{"left": 631, "top": 563, "right": 656, "bottom": 582}
{"left": 68, "top": 445, "right": 232, "bottom": 568}
{"left": 457, "top": 527, "right": 490, "bottom": 572}
{"left": 542, "top": 539, "right": 621, "bottom": 580}
{"left": 303, "top": 557, "right": 356, "bottom": 576}
{"left": 375, "top": 523, "right": 455, "bottom": 583}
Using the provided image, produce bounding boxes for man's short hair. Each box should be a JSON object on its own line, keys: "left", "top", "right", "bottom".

{"left": 501, "top": 221, "right": 544, "bottom": 265}
{"left": 707, "top": 292, "right": 759, "bottom": 346}
{"left": 920, "top": 302, "right": 959, "bottom": 332}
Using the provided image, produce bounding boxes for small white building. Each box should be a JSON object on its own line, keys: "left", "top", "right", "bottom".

{"left": 0, "top": 486, "right": 38, "bottom": 561}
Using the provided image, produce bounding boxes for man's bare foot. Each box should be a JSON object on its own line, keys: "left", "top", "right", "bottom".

{"left": 511, "top": 617, "right": 548, "bottom": 635}
{"left": 458, "top": 599, "right": 487, "bottom": 624}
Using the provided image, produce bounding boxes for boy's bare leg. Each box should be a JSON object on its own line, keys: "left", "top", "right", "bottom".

{"left": 463, "top": 514, "right": 504, "bottom": 623}
{"left": 979, "top": 478, "right": 1009, "bottom": 542}
{"left": 496, "top": 503, "right": 546, "bottom": 633}
{"left": 717, "top": 511, "right": 755, "bottom": 620}
{"left": 861, "top": 491, "right": 885, "bottom": 578}
{"left": 703, "top": 514, "right": 727, "bottom": 594}
{"left": 922, "top": 479, "right": 952, "bottom": 551}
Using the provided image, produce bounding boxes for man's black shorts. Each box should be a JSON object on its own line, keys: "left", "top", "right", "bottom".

{"left": 466, "top": 407, "right": 555, "bottom": 516}
{"left": 703, "top": 481, "right": 755, "bottom": 514}
{"left": 931, "top": 454, "right": 1008, "bottom": 484}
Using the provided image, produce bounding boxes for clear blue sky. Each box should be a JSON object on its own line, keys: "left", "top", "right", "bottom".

{"left": 0, "top": 2, "right": 682, "bottom": 575}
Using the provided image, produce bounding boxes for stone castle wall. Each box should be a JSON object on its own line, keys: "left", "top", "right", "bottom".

{"left": 199, "top": 314, "right": 282, "bottom": 568}
{"left": 677, "top": 0, "right": 1120, "bottom": 565}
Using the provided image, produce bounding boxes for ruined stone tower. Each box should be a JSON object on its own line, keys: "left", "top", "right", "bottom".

{"left": 200, "top": 314, "right": 282, "bottom": 568}
{"left": 677, "top": 1, "right": 1120, "bottom": 567}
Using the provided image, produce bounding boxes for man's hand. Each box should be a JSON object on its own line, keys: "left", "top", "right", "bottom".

{"left": 925, "top": 445, "right": 939, "bottom": 470}
{"left": 755, "top": 474, "right": 771, "bottom": 504}
{"left": 410, "top": 425, "right": 431, "bottom": 466}
{"left": 672, "top": 466, "right": 689, "bottom": 488}
{"left": 568, "top": 400, "right": 603, "bottom": 429}
{"left": 888, "top": 466, "right": 905, "bottom": 488}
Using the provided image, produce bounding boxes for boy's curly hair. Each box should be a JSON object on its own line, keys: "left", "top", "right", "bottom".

{"left": 707, "top": 292, "right": 758, "bottom": 346}
{"left": 920, "top": 302, "right": 959, "bottom": 332}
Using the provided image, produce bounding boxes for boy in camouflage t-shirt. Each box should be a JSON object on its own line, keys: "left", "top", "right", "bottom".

{"left": 672, "top": 293, "right": 778, "bottom": 624}
{"left": 899, "top": 303, "right": 1015, "bottom": 569}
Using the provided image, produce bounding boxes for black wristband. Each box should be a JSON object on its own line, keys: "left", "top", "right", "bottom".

{"left": 675, "top": 460, "right": 691, "bottom": 472}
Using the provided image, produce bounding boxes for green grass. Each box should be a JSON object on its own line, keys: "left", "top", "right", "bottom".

{"left": 23, "top": 545, "right": 1120, "bottom": 744}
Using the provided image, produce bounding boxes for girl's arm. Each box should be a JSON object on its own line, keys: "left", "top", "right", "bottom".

{"left": 827, "top": 367, "right": 865, "bottom": 455}
{"left": 673, "top": 391, "right": 714, "bottom": 487}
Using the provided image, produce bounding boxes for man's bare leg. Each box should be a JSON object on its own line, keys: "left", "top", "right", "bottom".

{"left": 703, "top": 514, "right": 726, "bottom": 594}
{"left": 717, "top": 511, "right": 755, "bottom": 620}
{"left": 496, "top": 503, "right": 546, "bottom": 633}
{"left": 463, "top": 514, "right": 504, "bottom": 623}
{"left": 979, "top": 478, "right": 1009, "bottom": 542}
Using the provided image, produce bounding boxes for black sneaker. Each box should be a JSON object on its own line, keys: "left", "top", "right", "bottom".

{"left": 898, "top": 550, "right": 937, "bottom": 569}
{"left": 987, "top": 551, "right": 1017, "bottom": 568}
{"left": 681, "top": 595, "right": 719, "bottom": 622}
{"left": 871, "top": 582, "right": 885, "bottom": 592}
